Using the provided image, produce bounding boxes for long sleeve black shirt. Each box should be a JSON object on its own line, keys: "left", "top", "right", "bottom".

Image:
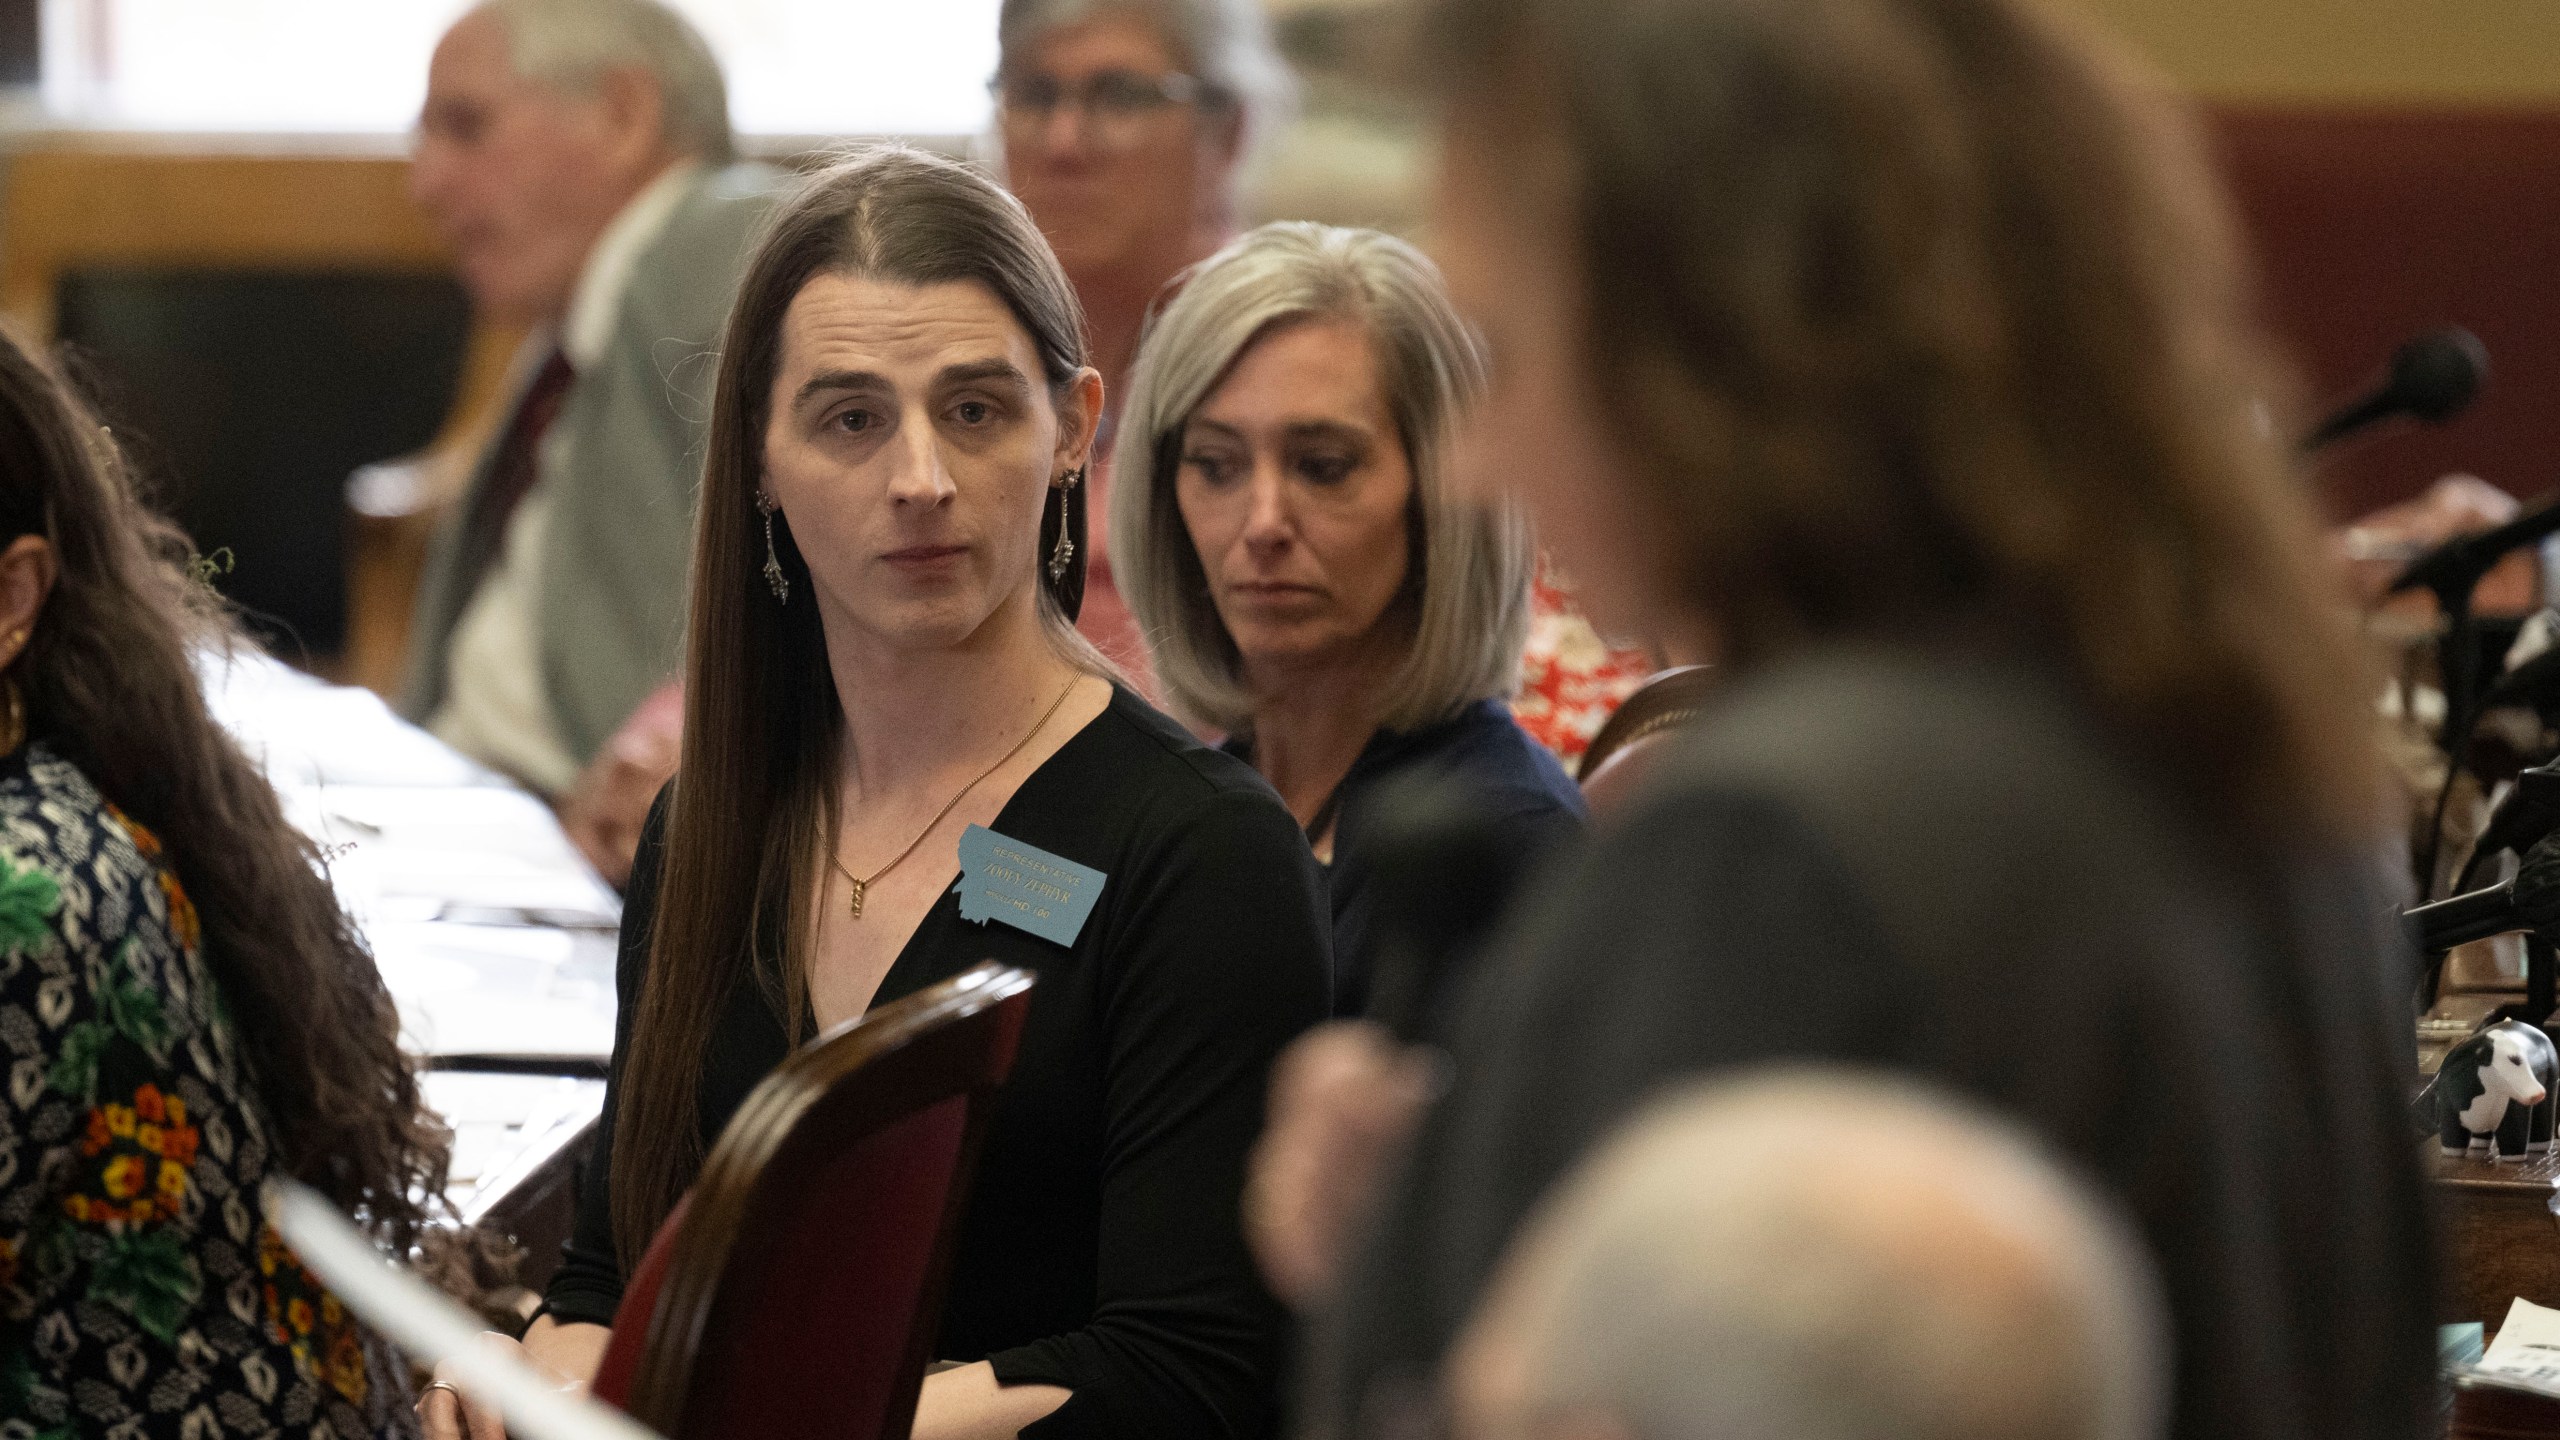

{"left": 546, "top": 687, "right": 1331, "bottom": 1439}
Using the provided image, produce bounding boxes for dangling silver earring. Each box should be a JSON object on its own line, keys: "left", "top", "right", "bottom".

{"left": 1047, "top": 467, "right": 1083, "bottom": 585}
{"left": 757, "top": 492, "right": 789, "bottom": 603}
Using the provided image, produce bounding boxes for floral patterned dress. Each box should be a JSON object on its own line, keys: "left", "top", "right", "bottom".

{"left": 0, "top": 743, "right": 415, "bottom": 1438}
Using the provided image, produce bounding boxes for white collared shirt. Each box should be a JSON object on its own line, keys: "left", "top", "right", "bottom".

{"left": 427, "top": 162, "right": 702, "bottom": 794}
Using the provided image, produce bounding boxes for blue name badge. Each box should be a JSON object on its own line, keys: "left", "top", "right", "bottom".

{"left": 951, "top": 824, "right": 1107, "bottom": 948}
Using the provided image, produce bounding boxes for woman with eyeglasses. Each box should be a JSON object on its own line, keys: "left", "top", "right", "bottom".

{"left": 989, "top": 0, "right": 1289, "bottom": 676}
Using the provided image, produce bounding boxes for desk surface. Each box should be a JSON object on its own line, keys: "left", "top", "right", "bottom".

{"left": 202, "top": 648, "right": 622, "bottom": 1063}
{"left": 203, "top": 648, "right": 622, "bottom": 1211}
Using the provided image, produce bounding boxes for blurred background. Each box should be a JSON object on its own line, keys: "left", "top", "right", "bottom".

{"left": 0, "top": 0, "right": 2550, "bottom": 685}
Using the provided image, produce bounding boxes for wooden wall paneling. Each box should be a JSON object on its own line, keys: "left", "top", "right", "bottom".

{"left": 0, "top": 146, "right": 522, "bottom": 688}
{"left": 2208, "top": 108, "right": 2560, "bottom": 521}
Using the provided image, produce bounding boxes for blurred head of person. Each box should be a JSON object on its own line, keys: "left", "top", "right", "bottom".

{"left": 995, "top": 0, "right": 1294, "bottom": 364}
{"left": 1407, "top": 0, "right": 2385, "bottom": 838}
{"left": 413, "top": 0, "right": 736, "bottom": 324}
{"left": 1111, "top": 222, "right": 1535, "bottom": 738}
{"left": 1450, "top": 1070, "right": 2168, "bottom": 1440}
{"left": 608, "top": 146, "right": 1105, "bottom": 1265}
{"left": 0, "top": 328, "right": 446, "bottom": 1242}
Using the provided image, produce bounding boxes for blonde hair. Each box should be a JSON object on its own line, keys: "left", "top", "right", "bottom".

{"left": 1110, "top": 221, "right": 1536, "bottom": 735}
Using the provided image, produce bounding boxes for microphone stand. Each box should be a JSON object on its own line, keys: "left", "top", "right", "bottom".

{"left": 2394, "top": 500, "right": 2560, "bottom": 895}
{"left": 2518, "top": 933, "right": 2559, "bottom": 1030}
{"left": 2413, "top": 579, "right": 2482, "bottom": 897}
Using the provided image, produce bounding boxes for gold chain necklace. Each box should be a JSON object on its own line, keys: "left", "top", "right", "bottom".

{"left": 830, "top": 677, "right": 1080, "bottom": 919}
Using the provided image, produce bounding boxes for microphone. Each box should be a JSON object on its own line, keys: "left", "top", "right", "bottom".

{"left": 1360, "top": 772, "right": 1562, "bottom": 1042}
{"left": 2480, "top": 649, "right": 2560, "bottom": 725}
{"left": 2474, "top": 760, "right": 2560, "bottom": 863}
{"left": 2306, "top": 326, "right": 2489, "bottom": 452}
{"left": 2386, "top": 495, "right": 2560, "bottom": 603}
{"left": 2406, "top": 828, "right": 2560, "bottom": 952}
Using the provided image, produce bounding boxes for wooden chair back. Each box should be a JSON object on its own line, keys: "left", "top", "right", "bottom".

{"left": 589, "top": 961, "right": 1036, "bottom": 1440}
{"left": 1576, "top": 667, "right": 1715, "bottom": 808}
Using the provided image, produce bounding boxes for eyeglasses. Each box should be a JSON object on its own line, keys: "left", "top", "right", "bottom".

{"left": 992, "top": 68, "right": 1207, "bottom": 149}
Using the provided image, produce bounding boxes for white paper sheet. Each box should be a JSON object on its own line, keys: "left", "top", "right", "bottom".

{"left": 264, "top": 1181, "right": 661, "bottom": 1440}
{"left": 200, "top": 646, "right": 624, "bottom": 1062}
{"left": 2476, "top": 1298, "right": 2560, "bottom": 1395}
{"left": 378, "top": 922, "right": 617, "bottom": 1061}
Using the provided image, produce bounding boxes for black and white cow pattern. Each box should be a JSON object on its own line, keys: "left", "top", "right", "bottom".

{"left": 2437, "top": 1020, "right": 2560, "bottom": 1161}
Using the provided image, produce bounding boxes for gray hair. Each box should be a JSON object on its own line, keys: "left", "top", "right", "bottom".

{"left": 480, "top": 0, "right": 735, "bottom": 165}
{"left": 1109, "top": 221, "right": 1535, "bottom": 735}
{"left": 1464, "top": 1070, "right": 2170, "bottom": 1440}
{"left": 998, "top": 0, "right": 1298, "bottom": 155}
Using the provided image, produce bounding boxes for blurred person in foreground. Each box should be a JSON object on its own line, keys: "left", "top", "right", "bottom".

{"left": 401, "top": 0, "right": 779, "bottom": 832}
{"left": 0, "top": 328, "right": 448, "bottom": 1435}
{"left": 1450, "top": 1071, "right": 2168, "bottom": 1440}
{"left": 1249, "top": 0, "right": 2436, "bottom": 1436}
{"left": 1113, "top": 221, "right": 1582, "bottom": 1018}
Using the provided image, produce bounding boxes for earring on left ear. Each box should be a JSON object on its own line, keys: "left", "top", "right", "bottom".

{"left": 1047, "top": 467, "right": 1085, "bottom": 584}
{"left": 756, "top": 492, "right": 789, "bottom": 604}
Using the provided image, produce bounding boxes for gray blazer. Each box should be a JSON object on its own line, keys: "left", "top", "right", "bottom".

{"left": 399, "top": 162, "right": 784, "bottom": 766}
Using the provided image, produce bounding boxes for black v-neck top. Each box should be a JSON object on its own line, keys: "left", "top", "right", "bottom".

{"left": 545, "top": 686, "right": 1331, "bottom": 1439}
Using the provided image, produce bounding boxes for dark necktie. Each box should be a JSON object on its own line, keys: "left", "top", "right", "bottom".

{"left": 463, "top": 346, "right": 577, "bottom": 584}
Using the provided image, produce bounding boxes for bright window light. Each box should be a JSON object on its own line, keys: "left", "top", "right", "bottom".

{"left": 36, "top": 0, "right": 1001, "bottom": 138}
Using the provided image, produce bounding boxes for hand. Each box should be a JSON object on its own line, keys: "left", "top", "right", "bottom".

{"left": 558, "top": 692, "right": 682, "bottom": 889}
{"left": 416, "top": 1321, "right": 606, "bottom": 1440}
{"left": 417, "top": 1331, "right": 535, "bottom": 1440}
{"left": 1245, "top": 1020, "right": 1442, "bottom": 1309}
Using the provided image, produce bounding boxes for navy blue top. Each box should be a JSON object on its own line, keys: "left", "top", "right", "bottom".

{"left": 1229, "top": 699, "right": 1585, "bottom": 1019}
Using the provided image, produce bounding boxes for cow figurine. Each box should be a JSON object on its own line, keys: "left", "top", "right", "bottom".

{"left": 2437, "top": 1020, "right": 2560, "bottom": 1161}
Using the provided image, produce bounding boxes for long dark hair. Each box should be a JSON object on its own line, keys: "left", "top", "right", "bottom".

{"left": 610, "top": 145, "right": 1097, "bottom": 1269}
{"left": 1413, "top": 0, "right": 2384, "bottom": 839}
{"left": 0, "top": 325, "right": 447, "bottom": 1242}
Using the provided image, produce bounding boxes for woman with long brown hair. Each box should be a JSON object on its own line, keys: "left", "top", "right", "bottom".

{"left": 426, "top": 145, "right": 1327, "bottom": 1440}
{"left": 1250, "top": 0, "right": 2435, "bottom": 1437}
{"left": 0, "top": 326, "right": 447, "bottom": 1435}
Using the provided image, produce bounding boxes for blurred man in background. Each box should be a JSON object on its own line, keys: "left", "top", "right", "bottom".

{"left": 400, "top": 0, "right": 778, "bottom": 799}
{"left": 1447, "top": 1071, "right": 2169, "bottom": 1440}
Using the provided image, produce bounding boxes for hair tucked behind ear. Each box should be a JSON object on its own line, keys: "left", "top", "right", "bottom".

{"left": 611, "top": 144, "right": 1106, "bottom": 1271}
{"left": 0, "top": 325, "right": 448, "bottom": 1243}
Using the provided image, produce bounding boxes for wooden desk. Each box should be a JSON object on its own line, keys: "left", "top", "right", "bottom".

{"left": 2438, "top": 1145, "right": 2560, "bottom": 1325}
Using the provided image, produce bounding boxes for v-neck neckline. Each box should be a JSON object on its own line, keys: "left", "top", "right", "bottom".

{"left": 824, "top": 683, "right": 1128, "bottom": 1025}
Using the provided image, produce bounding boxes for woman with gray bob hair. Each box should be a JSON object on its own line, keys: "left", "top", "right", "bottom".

{"left": 1113, "top": 221, "right": 1583, "bottom": 1018}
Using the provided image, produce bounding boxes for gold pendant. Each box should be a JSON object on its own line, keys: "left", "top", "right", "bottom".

{"left": 847, "top": 877, "right": 866, "bottom": 919}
